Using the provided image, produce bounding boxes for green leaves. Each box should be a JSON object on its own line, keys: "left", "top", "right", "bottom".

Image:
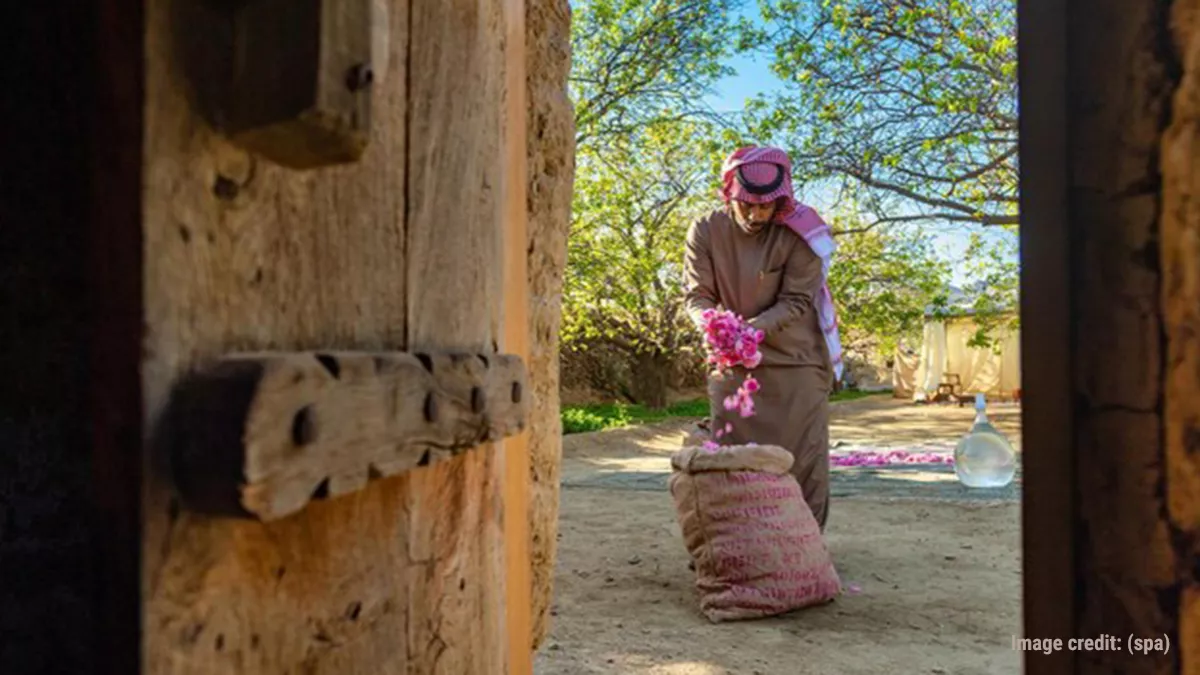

{"left": 566, "top": 1, "right": 763, "bottom": 398}
{"left": 564, "top": 119, "right": 725, "bottom": 364}
{"left": 749, "top": 0, "right": 1018, "bottom": 228}
{"left": 571, "top": 0, "right": 749, "bottom": 149}
{"left": 564, "top": 0, "right": 1018, "bottom": 393}
{"left": 826, "top": 210, "right": 951, "bottom": 354}
{"left": 956, "top": 227, "right": 1020, "bottom": 348}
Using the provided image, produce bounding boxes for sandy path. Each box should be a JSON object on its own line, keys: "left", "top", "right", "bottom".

{"left": 536, "top": 396, "right": 1023, "bottom": 675}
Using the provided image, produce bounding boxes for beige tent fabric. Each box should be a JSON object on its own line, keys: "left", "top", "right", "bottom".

{"left": 917, "top": 320, "right": 948, "bottom": 398}
{"left": 892, "top": 347, "right": 921, "bottom": 399}
{"left": 944, "top": 320, "right": 1021, "bottom": 395}
{"left": 895, "top": 316, "right": 1021, "bottom": 399}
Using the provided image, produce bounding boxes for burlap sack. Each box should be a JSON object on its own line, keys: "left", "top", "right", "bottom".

{"left": 669, "top": 443, "right": 841, "bottom": 622}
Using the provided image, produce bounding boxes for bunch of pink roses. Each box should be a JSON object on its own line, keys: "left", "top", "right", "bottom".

{"left": 701, "top": 308, "right": 765, "bottom": 371}
{"left": 700, "top": 309, "right": 765, "bottom": 449}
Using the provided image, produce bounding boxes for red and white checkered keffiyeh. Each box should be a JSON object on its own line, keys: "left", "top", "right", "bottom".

{"left": 718, "top": 146, "right": 844, "bottom": 380}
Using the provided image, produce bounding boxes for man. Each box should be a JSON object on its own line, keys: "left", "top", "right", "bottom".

{"left": 683, "top": 146, "right": 843, "bottom": 530}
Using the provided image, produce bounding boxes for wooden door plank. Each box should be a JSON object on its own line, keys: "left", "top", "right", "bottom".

{"left": 1016, "top": 1, "right": 1076, "bottom": 672}
{"left": 404, "top": 0, "right": 509, "bottom": 673}
{"left": 502, "top": 0, "right": 533, "bottom": 671}
{"left": 141, "top": 0, "right": 416, "bottom": 671}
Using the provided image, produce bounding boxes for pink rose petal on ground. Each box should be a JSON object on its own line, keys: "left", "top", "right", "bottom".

{"left": 843, "top": 583, "right": 862, "bottom": 595}
{"left": 830, "top": 449, "right": 956, "bottom": 467}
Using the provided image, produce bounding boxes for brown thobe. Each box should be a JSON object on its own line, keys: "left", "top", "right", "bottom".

{"left": 683, "top": 208, "right": 834, "bottom": 529}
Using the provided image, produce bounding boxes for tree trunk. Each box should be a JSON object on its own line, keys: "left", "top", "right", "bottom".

{"left": 631, "top": 350, "right": 672, "bottom": 410}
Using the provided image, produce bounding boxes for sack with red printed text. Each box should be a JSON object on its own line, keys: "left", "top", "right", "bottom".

{"left": 669, "top": 443, "right": 841, "bottom": 622}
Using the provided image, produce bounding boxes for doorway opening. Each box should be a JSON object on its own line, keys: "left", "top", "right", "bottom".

{"left": 542, "top": 1, "right": 1032, "bottom": 673}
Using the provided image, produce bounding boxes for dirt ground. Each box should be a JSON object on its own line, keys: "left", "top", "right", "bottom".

{"left": 536, "top": 396, "right": 1023, "bottom": 675}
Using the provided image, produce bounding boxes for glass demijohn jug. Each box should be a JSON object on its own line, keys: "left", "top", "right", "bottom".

{"left": 954, "top": 393, "right": 1017, "bottom": 488}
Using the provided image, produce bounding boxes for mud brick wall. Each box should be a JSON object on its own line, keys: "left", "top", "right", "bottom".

{"left": 1067, "top": 0, "right": 1198, "bottom": 672}
{"left": 1161, "top": 2, "right": 1200, "bottom": 671}
{"left": 525, "top": 0, "right": 575, "bottom": 650}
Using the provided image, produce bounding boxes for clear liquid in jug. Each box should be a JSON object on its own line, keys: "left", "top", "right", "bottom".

{"left": 954, "top": 393, "right": 1017, "bottom": 488}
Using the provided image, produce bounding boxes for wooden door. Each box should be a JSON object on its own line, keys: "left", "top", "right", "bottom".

{"left": 134, "top": 0, "right": 531, "bottom": 672}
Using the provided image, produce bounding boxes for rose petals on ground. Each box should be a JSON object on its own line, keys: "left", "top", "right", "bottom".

{"left": 830, "top": 449, "right": 956, "bottom": 467}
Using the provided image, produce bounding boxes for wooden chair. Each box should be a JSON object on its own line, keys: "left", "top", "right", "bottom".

{"left": 935, "top": 373, "right": 962, "bottom": 403}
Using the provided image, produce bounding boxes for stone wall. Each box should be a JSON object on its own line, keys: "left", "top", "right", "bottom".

{"left": 1067, "top": 0, "right": 1197, "bottom": 671}
{"left": 1161, "top": 2, "right": 1200, "bottom": 670}
{"left": 525, "top": 0, "right": 575, "bottom": 650}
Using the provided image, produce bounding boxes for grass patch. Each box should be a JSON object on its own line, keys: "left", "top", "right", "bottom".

{"left": 561, "top": 389, "right": 891, "bottom": 434}
{"left": 830, "top": 388, "right": 890, "bottom": 403}
{"left": 561, "top": 398, "right": 710, "bottom": 435}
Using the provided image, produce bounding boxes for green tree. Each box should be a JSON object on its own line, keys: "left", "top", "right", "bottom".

{"left": 570, "top": 0, "right": 748, "bottom": 148}
{"left": 825, "top": 210, "right": 951, "bottom": 357}
{"left": 957, "top": 226, "right": 1021, "bottom": 348}
{"left": 747, "top": 0, "right": 1018, "bottom": 227}
{"left": 566, "top": 0, "right": 755, "bottom": 407}
{"left": 563, "top": 120, "right": 727, "bottom": 409}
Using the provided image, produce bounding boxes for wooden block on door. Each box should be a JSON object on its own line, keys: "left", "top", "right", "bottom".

{"left": 165, "top": 351, "right": 529, "bottom": 521}
{"left": 222, "top": 0, "right": 377, "bottom": 168}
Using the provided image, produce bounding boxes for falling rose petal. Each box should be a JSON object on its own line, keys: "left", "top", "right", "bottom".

{"left": 724, "top": 422, "right": 733, "bottom": 434}
{"left": 715, "top": 429, "right": 725, "bottom": 438}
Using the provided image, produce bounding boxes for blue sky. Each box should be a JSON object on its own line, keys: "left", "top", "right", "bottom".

{"left": 702, "top": 40, "right": 1018, "bottom": 287}
{"left": 704, "top": 51, "right": 778, "bottom": 114}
